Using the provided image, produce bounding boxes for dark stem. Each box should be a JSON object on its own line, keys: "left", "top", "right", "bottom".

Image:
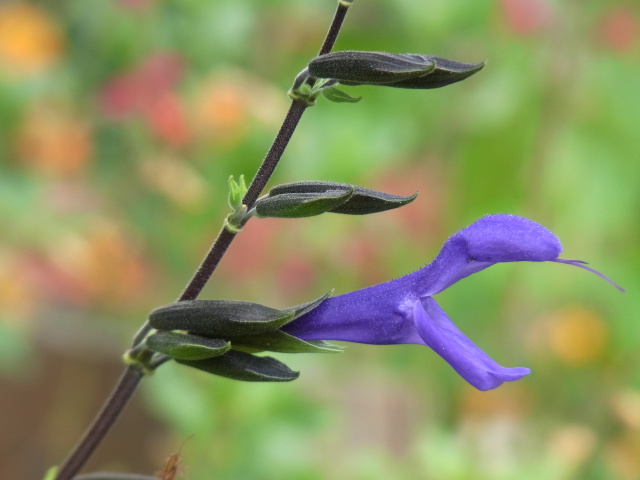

{"left": 54, "top": 2, "right": 351, "bottom": 479}
{"left": 318, "top": 2, "right": 349, "bottom": 56}
{"left": 54, "top": 366, "right": 144, "bottom": 480}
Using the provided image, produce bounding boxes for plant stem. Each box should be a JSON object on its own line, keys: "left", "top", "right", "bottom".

{"left": 54, "top": 367, "right": 144, "bottom": 480}
{"left": 54, "top": 2, "right": 351, "bottom": 479}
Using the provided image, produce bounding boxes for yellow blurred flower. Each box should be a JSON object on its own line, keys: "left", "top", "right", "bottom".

{"left": 547, "top": 306, "right": 608, "bottom": 365}
{"left": 547, "top": 424, "right": 597, "bottom": 471}
{"left": 0, "top": 249, "right": 34, "bottom": 324}
{"left": 0, "top": 3, "right": 64, "bottom": 75}
{"left": 138, "top": 154, "right": 207, "bottom": 209}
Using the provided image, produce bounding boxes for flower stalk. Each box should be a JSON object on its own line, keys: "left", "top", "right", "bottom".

{"left": 53, "top": 2, "right": 353, "bottom": 479}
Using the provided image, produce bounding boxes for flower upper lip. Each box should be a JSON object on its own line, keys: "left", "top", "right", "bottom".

{"left": 283, "top": 214, "right": 622, "bottom": 390}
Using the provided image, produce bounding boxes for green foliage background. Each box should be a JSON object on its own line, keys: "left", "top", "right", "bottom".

{"left": 0, "top": 0, "right": 639, "bottom": 479}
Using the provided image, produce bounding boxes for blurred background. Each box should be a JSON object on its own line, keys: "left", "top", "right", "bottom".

{"left": 1, "top": 0, "right": 639, "bottom": 478}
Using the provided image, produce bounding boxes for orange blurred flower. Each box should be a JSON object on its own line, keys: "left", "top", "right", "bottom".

{"left": 0, "top": 3, "right": 64, "bottom": 76}
{"left": 51, "top": 222, "right": 149, "bottom": 306}
{"left": 191, "top": 71, "right": 287, "bottom": 150}
{"left": 14, "top": 103, "right": 93, "bottom": 177}
{"left": 191, "top": 75, "right": 249, "bottom": 149}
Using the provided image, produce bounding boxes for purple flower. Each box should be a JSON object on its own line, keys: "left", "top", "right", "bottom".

{"left": 283, "top": 214, "right": 622, "bottom": 391}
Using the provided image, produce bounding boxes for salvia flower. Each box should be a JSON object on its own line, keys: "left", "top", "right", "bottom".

{"left": 283, "top": 214, "right": 622, "bottom": 391}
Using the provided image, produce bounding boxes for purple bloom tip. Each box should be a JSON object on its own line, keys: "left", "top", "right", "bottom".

{"left": 553, "top": 259, "right": 625, "bottom": 292}
{"left": 452, "top": 214, "right": 562, "bottom": 263}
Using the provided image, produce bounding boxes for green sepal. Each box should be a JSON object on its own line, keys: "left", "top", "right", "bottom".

{"left": 384, "top": 57, "right": 486, "bottom": 89}
{"left": 254, "top": 188, "right": 353, "bottom": 218}
{"left": 177, "top": 350, "right": 300, "bottom": 382}
{"left": 72, "top": 473, "right": 159, "bottom": 480}
{"left": 321, "top": 86, "right": 362, "bottom": 103}
{"left": 286, "top": 290, "right": 333, "bottom": 319}
{"left": 267, "top": 181, "right": 417, "bottom": 215}
{"left": 149, "top": 300, "right": 295, "bottom": 337}
{"left": 229, "top": 330, "right": 343, "bottom": 354}
{"left": 146, "top": 332, "right": 230, "bottom": 360}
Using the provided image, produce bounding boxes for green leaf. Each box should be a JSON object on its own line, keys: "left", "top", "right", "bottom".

{"left": 230, "top": 330, "right": 343, "bottom": 354}
{"left": 321, "top": 86, "right": 362, "bottom": 103}
{"left": 149, "top": 300, "right": 295, "bottom": 337}
{"left": 254, "top": 188, "right": 353, "bottom": 218}
{"left": 178, "top": 350, "right": 300, "bottom": 382}
{"left": 146, "top": 332, "right": 230, "bottom": 360}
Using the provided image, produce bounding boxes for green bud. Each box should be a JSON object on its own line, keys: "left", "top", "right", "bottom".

{"left": 178, "top": 350, "right": 300, "bottom": 382}
{"left": 308, "top": 51, "right": 484, "bottom": 89}
{"left": 228, "top": 175, "right": 247, "bottom": 209}
{"left": 229, "top": 330, "right": 343, "bottom": 354}
{"left": 254, "top": 188, "right": 353, "bottom": 218}
{"left": 265, "top": 181, "right": 417, "bottom": 215}
{"left": 309, "top": 51, "right": 436, "bottom": 85}
{"left": 146, "top": 332, "right": 230, "bottom": 360}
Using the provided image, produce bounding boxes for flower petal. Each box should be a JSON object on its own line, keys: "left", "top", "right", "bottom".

{"left": 405, "top": 214, "right": 563, "bottom": 296}
{"left": 413, "top": 297, "right": 530, "bottom": 390}
{"left": 282, "top": 281, "right": 423, "bottom": 345}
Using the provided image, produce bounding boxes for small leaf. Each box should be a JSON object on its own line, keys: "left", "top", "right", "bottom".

{"left": 146, "top": 332, "right": 230, "bottom": 360}
{"left": 267, "top": 181, "right": 418, "bottom": 215}
{"left": 229, "top": 330, "right": 343, "bottom": 354}
{"left": 227, "top": 175, "right": 247, "bottom": 210}
{"left": 254, "top": 188, "right": 353, "bottom": 218}
{"left": 178, "top": 350, "right": 300, "bottom": 382}
{"left": 73, "top": 474, "right": 159, "bottom": 480}
{"left": 309, "top": 51, "right": 436, "bottom": 85}
{"left": 321, "top": 86, "right": 362, "bottom": 103}
{"left": 42, "top": 467, "right": 58, "bottom": 480}
{"left": 149, "top": 300, "right": 295, "bottom": 337}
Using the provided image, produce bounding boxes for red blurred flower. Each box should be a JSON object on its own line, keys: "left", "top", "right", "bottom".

{"left": 500, "top": 0, "right": 553, "bottom": 37}
{"left": 598, "top": 7, "right": 639, "bottom": 53}
{"left": 99, "top": 52, "right": 190, "bottom": 146}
